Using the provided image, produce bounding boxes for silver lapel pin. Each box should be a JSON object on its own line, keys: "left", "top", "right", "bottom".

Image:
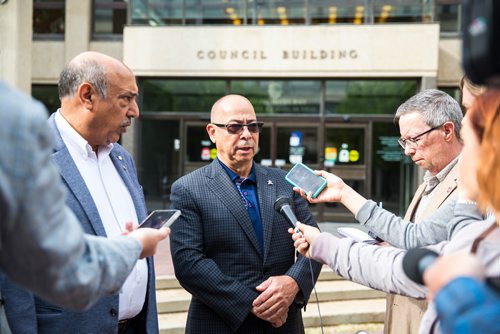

{"left": 267, "top": 180, "right": 273, "bottom": 186}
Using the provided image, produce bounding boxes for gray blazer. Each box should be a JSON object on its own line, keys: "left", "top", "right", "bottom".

{"left": 0, "top": 82, "right": 141, "bottom": 332}
{"left": 170, "top": 159, "right": 322, "bottom": 334}
{"left": 30, "top": 114, "right": 159, "bottom": 333}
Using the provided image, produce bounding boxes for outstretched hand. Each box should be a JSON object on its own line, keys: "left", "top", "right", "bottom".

{"left": 293, "top": 170, "right": 346, "bottom": 203}
{"left": 123, "top": 222, "right": 170, "bottom": 258}
{"left": 288, "top": 222, "right": 321, "bottom": 258}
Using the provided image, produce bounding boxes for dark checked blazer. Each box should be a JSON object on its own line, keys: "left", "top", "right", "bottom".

{"left": 170, "top": 158, "right": 322, "bottom": 334}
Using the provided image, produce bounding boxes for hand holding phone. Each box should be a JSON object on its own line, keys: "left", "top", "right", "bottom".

{"left": 285, "top": 163, "right": 327, "bottom": 199}
{"left": 138, "top": 210, "right": 181, "bottom": 229}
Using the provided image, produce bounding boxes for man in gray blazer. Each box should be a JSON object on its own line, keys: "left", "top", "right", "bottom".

{"left": 0, "top": 81, "right": 168, "bottom": 333}
{"left": 41, "top": 51, "right": 158, "bottom": 333}
{"left": 170, "top": 94, "right": 322, "bottom": 333}
{"left": 2, "top": 52, "right": 159, "bottom": 334}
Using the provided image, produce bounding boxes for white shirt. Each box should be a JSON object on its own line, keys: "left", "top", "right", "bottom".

{"left": 55, "top": 111, "right": 148, "bottom": 320}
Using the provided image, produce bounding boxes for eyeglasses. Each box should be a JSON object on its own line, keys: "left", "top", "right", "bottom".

{"left": 398, "top": 124, "right": 443, "bottom": 149}
{"left": 212, "top": 122, "right": 264, "bottom": 134}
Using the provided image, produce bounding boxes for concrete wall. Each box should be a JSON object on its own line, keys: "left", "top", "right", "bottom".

{"left": 123, "top": 24, "right": 441, "bottom": 78}
{"left": 0, "top": 0, "right": 33, "bottom": 93}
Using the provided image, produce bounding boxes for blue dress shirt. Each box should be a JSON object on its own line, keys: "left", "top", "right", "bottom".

{"left": 219, "top": 161, "right": 264, "bottom": 253}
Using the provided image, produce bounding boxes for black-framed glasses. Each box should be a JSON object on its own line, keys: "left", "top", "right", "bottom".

{"left": 398, "top": 124, "right": 443, "bottom": 149}
{"left": 212, "top": 122, "right": 264, "bottom": 134}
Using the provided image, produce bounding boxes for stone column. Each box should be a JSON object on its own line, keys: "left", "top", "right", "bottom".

{"left": 0, "top": 0, "right": 33, "bottom": 93}
{"left": 64, "top": 0, "right": 92, "bottom": 62}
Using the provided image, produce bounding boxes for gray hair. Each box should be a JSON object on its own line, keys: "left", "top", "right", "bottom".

{"left": 394, "top": 89, "right": 463, "bottom": 140}
{"left": 58, "top": 59, "right": 107, "bottom": 99}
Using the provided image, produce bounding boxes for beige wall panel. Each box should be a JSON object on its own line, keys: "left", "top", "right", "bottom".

{"left": 0, "top": 0, "right": 33, "bottom": 92}
{"left": 89, "top": 41, "right": 123, "bottom": 61}
{"left": 31, "top": 41, "right": 65, "bottom": 84}
{"left": 124, "top": 24, "right": 440, "bottom": 78}
{"left": 437, "top": 38, "right": 463, "bottom": 87}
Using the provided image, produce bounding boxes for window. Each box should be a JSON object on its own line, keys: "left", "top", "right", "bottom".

{"left": 325, "top": 80, "right": 417, "bottom": 114}
{"left": 435, "top": 0, "right": 461, "bottom": 35}
{"left": 141, "top": 79, "right": 227, "bottom": 112}
{"left": 33, "top": 0, "right": 65, "bottom": 39}
{"left": 93, "top": 0, "right": 127, "bottom": 39}
{"left": 230, "top": 80, "right": 321, "bottom": 114}
{"left": 31, "top": 85, "right": 59, "bottom": 114}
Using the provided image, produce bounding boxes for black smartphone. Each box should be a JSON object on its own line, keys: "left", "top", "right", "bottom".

{"left": 138, "top": 209, "right": 181, "bottom": 229}
{"left": 285, "top": 163, "right": 327, "bottom": 199}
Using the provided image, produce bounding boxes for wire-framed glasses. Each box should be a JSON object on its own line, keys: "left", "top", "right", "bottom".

{"left": 398, "top": 124, "right": 443, "bottom": 149}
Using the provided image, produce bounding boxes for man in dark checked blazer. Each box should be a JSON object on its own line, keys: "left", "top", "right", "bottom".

{"left": 170, "top": 94, "right": 322, "bottom": 333}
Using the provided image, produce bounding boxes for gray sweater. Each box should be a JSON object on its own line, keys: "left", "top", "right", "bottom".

{"left": 356, "top": 200, "right": 483, "bottom": 249}
{"left": 311, "top": 207, "right": 500, "bottom": 333}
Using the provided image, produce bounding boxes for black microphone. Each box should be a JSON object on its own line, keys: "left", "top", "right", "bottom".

{"left": 402, "top": 248, "right": 439, "bottom": 285}
{"left": 274, "top": 197, "right": 300, "bottom": 232}
{"left": 404, "top": 248, "right": 500, "bottom": 293}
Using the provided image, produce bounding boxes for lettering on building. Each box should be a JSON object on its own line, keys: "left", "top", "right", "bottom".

{"left": 196, "top": 49, "right": 358, "bottom": 61}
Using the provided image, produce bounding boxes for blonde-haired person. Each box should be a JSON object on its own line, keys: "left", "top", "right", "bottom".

{"left": 422, "top": 88, "right": 500, "bottom": 334}
{"left": 460, "top": 75, "right": 487, "bottom": 112}
{"left": 290, "top": 89, "right": 500, "bottom": 333}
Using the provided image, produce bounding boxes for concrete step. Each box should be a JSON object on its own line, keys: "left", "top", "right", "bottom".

{"left": 156, "top": 279, "right": 385, "bottom": 314}
{"left": 155, "top": 266, "right": 386, "bottom": 333}
{"left": 157, "top": 298, "right": 386, "bottom": 334}
{"left": 155, "top": 266, "right": 342, "bottom": 290}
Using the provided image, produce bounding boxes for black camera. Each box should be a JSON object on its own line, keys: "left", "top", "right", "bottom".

{"left": 462, "top": 0, "right": 500, "bottom": 87}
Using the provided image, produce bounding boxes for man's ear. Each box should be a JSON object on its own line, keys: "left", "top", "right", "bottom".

{"left": 78, "top": 83, "right": 94, "bottom": 109}
{"left": 443, "top": 122, "right": 455, "bottom": 141}
{"left": 207, "top": 123, "right": 216, "bottom": 144}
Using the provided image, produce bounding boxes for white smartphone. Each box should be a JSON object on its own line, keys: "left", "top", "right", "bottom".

{"left": 138, "top": 209, "right": 181, "bottom": 229}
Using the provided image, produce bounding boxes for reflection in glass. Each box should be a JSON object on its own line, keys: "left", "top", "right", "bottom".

{"left": 325, "top": 80, "right": 417, "bottom": 114}
{"left": 33, "top": 0, "right": 65, "bottom": 36}
{"left": 186, "top": 0, "right": 247, "bottom": 25}
{"left": 309, "top": 0, "right": 367, "bottom": 25}
{"left": 31, "top": 85, "right": 59, "bottom": 114}
{"left": 247, "top": 0, "right": 305, "bottom": 25}
{"left": 93, "top": 0, "right": 127, "bottom": 36}
{"left": 141, "top": 79, "right": 227, "bottom": 112}
{"left": 141, "top": 120, "right": 181, "bottom": 201}
{"left": 130, "top": 0, "right": 439, "bottom": 26}
{"left": 231, "top": 80, "right": 320, "bottom": 114}
{"left": 324, "top": 127, "right": 365, "bottom": 165}
{"left": 435, "top": 1, "right": 461, "bottom": 34}
{"left": 277, "top": 127, "right": 318, "bottom": 164}
{"left": 374, "top": 0, "right": 433, "bottom": 24}
{"left": 372, "top": 122, "right": 409, "bottom": 215}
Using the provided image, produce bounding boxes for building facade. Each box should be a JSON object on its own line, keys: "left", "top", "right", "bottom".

{"left": 0, "top": 0, "right": 464, "bottom": 222}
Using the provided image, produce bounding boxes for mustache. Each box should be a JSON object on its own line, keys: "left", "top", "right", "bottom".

{"left": 120, "top": 118, "right": 132, "bottom": 127}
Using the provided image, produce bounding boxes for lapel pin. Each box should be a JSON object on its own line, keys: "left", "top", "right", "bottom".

{"left": 267, "top": 180, "right": 273, "bottom": 186}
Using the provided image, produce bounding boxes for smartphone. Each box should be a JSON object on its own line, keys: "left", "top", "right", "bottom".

{"left": 138, "top": 209, "right": 181, "bottom": 229}
{"left": 285, "top": 163, "right": 327, "bottom": 199}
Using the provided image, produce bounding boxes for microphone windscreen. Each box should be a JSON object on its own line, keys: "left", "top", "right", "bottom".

{"left": 402, "top": 248, "right": 439, "bottom": 285}
{"left": 274, "top": 196, "right": 294, "bottom": 212}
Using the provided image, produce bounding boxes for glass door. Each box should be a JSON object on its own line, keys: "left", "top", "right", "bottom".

{"left": 322, "top": 123, "right": 369, "bottom": 222}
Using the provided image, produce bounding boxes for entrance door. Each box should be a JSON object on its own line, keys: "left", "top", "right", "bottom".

{"left": 322, "top": 123, "right": 369, "bottom": 222}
